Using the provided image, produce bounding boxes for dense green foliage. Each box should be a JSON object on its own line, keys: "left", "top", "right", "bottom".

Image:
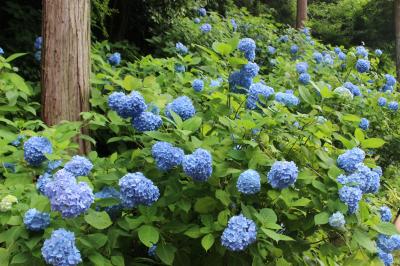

{"left": 1, "top": 3, "right": 400, "bottom": 266}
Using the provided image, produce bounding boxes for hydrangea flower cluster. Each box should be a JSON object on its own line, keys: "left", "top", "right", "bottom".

{"left": 192, "top": 79, "right": 204, "bottom": 92}
{"left": 380, "top": 206, "right": 392, "bottom": 222}
{"left": 64, "top": 155, "right": 93, "bottom": 177}
{"left": 388, "top": 101, "right": 399, "bottom": 111}
{"left": 24, "top": 136, "right": 53, "bottom": 166}
{"left": 45, "top": 169, "right": 94, "bottom": 218}
{"left": 221, "top": 214, "right": 257, "bottom": 251}
{"left": 376, "top": 234, "right": 400, "bottom": 253}
{"left": 359, "top": 118, "right": 369, "bottom": 130}
{"left": 334, "top": 86, "right": 353, "bottom": 99}
{"left": 334, "top": 47, "right": 341, "bottom": 54}
{"left": 41, "top": 229, "right": 82, "bottom": 266}
{"left": 34, "top": 36, "right": 42, "bottom": 61}
{"left": 267, "top": 161, "right": 298, "bottom": 189}
{"left": 0, "top": 195, "right": 18, "bottom": 212}
{"left": 375, "top": 49, "right": 383, "bottom": 56}
{"left": 175, "top": 42, "right": 188, "bottom": 55}
{"left": 246, "top": 82, "right": 274, "bottom": 109}
{"left": 108, "top": 52, "right": 121, "bottom": 66}
{"left": 193, "top": 18, "right": 201, "bottom": 24}
{"left": 132, "top": 111, "right": 162, "bottom": 132}
{"left": 337, "top": 147, "right": 365, "bottom": 173}
{"left": 323, "top": 53, "right": 334, "bottom": 65}
{"left": 198, "top": 7, "right": 206, "bottom": 17}
{"left": 236, "top": 169, "right": 261, "bottom": 195}
{"left": 328, "top": 211, "right": 345, "bottom": 228}
{"left": 238, "top": 38, "right": 256, "bottom": 61}
{"left": 10, "top": 134, "right": 24, "bottom": 146}
{"left": 279, "top": 35, "right": 289, "bottom": 42}
{"left": 299, "top": 73, "right": 310, "bottom": 84}
{"left": 119, "top": 172, "right": 160, "bottom": 208}
{"left": 338, "top": 186, "right": 362, "bottom": 214}
{"left": 338, "top": 52, "right": 346, "bottom": 60}
{"left": 210, "top": 78, "right": 222, "bottom": 87}
{"left": 229, "top": 62, "right": 260, "bottom": 93}
{"left": 0, "top": 47, "right": 4, "bottom": 55}
{"left": 230, "top": 19, "right": 237, "bottom": 31}
{"left": 23, "top": 208, "right": 50, "bottom": 231}
{"left": 290, "top": 45, "right": 299, "bottom": 54}
{"left": 275, "top": 91, "right": 300, "bottom": 107}
{"left": 200, "top": 23, "right": 212, "bottom": 33}
{"left": 175, "top": 64, "right": 185, "bottom": 72}
{"left": 356, "top": 59, "right": 370, "bottom": 73}
{"left": 296, "top": 62, "right": 308, "bottom": 74}
{"left": 37, "top": 173, "right": 52, "bottom": 194}
{"left": 148, "top": 244, "right": 157, "bottom": 257}
{"left": 182, "top": 148, "right": 213, "bottom": 181}
{"left": 267, "top": 46, "right": 276, "bottom": 54}
{"left": 313, "top": 52, "right": 323, "bottom": 63}
{"left": 356, "top": 46, "right": 368, "bottom": 58}
{"left": 165, "top": 96, "right": 196, "bottom": 120}
{"left": 378, "top": 249, "right": 393, "bottom": 266}
{"left": 46, "top": 160, "right": 63, "bottom": 173}
{"left": 95, "top": 187, "right": 122, "bottom": 219}
{"left": 151, "top": 141, "right": 184, "bottom": 171}
{"left": 108, "top": 91, "right": 147, "bottom": 118}
{"left": 343, "top": 82, "right": 361, "bottom": 96}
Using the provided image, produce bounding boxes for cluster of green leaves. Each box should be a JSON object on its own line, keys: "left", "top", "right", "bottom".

{"left": 1, "top": 6, "right": 400, "bottom": 266}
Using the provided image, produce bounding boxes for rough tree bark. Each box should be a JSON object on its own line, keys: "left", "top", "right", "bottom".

{"left": 396, "top": 0, "right": 400, "bottom": 82}
{"left": 41, "top": 0, "right": 91, "bottom": 154}
{"left": 296, "top": 0, "right": 307, "bottom": 29}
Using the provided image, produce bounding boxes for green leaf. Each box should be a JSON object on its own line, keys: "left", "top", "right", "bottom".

{"left": 373, "top": 222, "right": 399, "bottom": 236}
{"left": 215, "top": 190, "right": 230, "bottom": 206}
{"left": 354, "top": 128, "right": 365, "bottom": 142}
{"left": 111, "top": 256, "right": 125, "bottom": 266}
{"left": 122, "top": 75, "right": 142, "bottom": 90}
{"left": 353, "top": 229, "right": 376, "bottom": 253}
{"left": 156, "top": 243, "right": 176, "bottom": 265}
{"left": 182, "top": 117, "right": 202, "bottom": 132}
{"left": 5, "top": 53, "right": 27, "bottom": 62}
{"left": 138, "top": 225, "right": 159, "bottom": 247}
{"left": 201, "top": 234, "right": 215, "bottom": 251}
{"left": 298, "top": 86, "right": 315, "bottom": 105}
{"left": 88, "top": 252, "right": 110, "bottom": 266}
{"left": 342, "top": 114, "right": 360, "bottom": 122}
{"left": 361, "top": 138, "right": 385, "bottom": 149}
{"left": 84, "top": 209, "right": 113, "bottom": 230}
{"left": 212, "top": 42, "right": 233, "bottom": 56}
{"left": 314, "top": 212, "right": 330, "bottom": 225}
{"left": 11, "top": 253, "right": 29, "bottom": 264}
{"left": 1, "top": 73, "right": 31, "bottom": 95}
{"left": 194, "top": 197, "right": 217, "bottom": 214}
{"left": 261, "top": 228, "right": 294, "bottom": 242}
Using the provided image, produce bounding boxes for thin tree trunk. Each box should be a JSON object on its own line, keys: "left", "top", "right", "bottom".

{"left": 296, "top": 0, "right": 307, "bottom": 29}
{"left": 396, "top": 0, "right": 400, "bottom": 82}
{"left": 41, "top": 0, "right": 91, "bottom": 154}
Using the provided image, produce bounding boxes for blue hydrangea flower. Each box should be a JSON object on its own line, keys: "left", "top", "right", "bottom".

{"left": 192, "top": 79, "right": 204, "bottom": 92}
{"left": 148, "top": 244, "right": 157, "bottom": 257}
{"left": 34, "top": 50, "right": 41, "bottom": 61}
{"left": 230, "top": 19, "right": 237, "bottom": 31}
{"left": 221, "top": 214, "right": 257, "bottom": 251}
{"left": 275, "top": 92, "right": 300, "bottom": 107}
{"left": 375, "top": 49, "right": 383, "bottom": 57}
{"left": 36, "top": 172, "right": 52, "bottom": 194}
{"left": 328, "top": 211, "right": 345, "bottom": 228}
{"left": 334, "top": 47, "right": 341, "bottom": 54}
{"left": 313, "top": 52, "right": 323, "bottom": 63}
{"left": 182, "top": 148, "right": 213, "bottom": 182}
{"left": 200, "top": 23, "right": 212, "bottom": 33}
{"left": 95, "top": 187, "right": 122, "bottom": 219}
{"left": 299, "top": 73, "right": 310, "bottom": 84}
{"left": 388, "top": 101, "right": 399, "bottom": 111}
{"left": 356, "top": 59, "right": 370, "bottom": 73}
{"left": 246, "top": 82, "right": 274, "bottom": 109}
{"left": 323, "top": 54, "right": 334, "bottom": 65}
{"left": 377, "top": 249, "right": 393, "bottom": 266}
{"left": 267, "top": 161, "right": 298, "bottom": 189}
{"left": 23, "top": 208, "right": 50, "bottom": 231}
{"left": 42, "top": 229, "right": 82, "bottom": 266}
{"left": 132, "top": 112, "right": 162, "bottom": 132}
{"left": 385, "top": 74, "right": 396, "bottom": 87}
{"left": 64, "top": 155, "right": 93, "bottom": 177}
{"left": 378, "top": 97, "right": 387, "bottom": 106}
{"left": 236, "top": 169, "right": 260, "bottom": 195}
{"left": 290, "top": 45, "right": 299, "bottom": 54}
{"left": 0, "top": 47, "right": 4, "bottom": 55}
{"left": 338, "top": 186, "right": 362, "bottom": 214}
{"left": 359, "top": 118, "right": 369, "bottom": 130}
{"left": 108, "top": 91, "right": 147, "bottom": 119}
{"left": 229, "top": 71, "right": 252, "bottom": 93}
{"left": 337, "top": 163, "right": 380, "bottom": 194}
{"left": 356, "top": 46, "right": 368, "bottom": 58}
{"left": 10, "top": 134, "right": 24, "bottom": 146}
{"left": 198, "top": 7, "right": 206, "bottom": 16}
{"left": 334, "top": 86, "right": 353, "bottom": 99}
{"left": 343, "top": 82, "right": 360, "bottom": 96}
{"left": 296, "top": 62, "right": 308, "bottom": 74}
{"left": 108, "top": 52, "right": 121, "bottom": 66}
{"left": 268, "top": 46, "right": 276, "bottom": 54}
{"left": 279, "top": 35, "right": 289, "bottom": 42}
{"left": 194, "top": 18, "right": 201, "bottom": 24}
{"left": 165, "top": 96, "right": 196, "bottom": 120}
{"left": 24, "top": 136, "right": 53, "bottom": 166}
{"left": 376, "top": 234, "right": 400, "bottom": 253}
{"left": 241, "top": 62, "right": 259, "bottom": 78}
{"left": 119, "top": 172, "right": 160, "bottom": 208}
{"left": 45, "top": 170, "right": 94, "bottom": 218}
{"left": 338, "top": 52, "right": 346, "bottom": 60}
{"left": 238, "top": 38, "right": 256, "bottom": 61}
{"left": 337, "top": 147, "right": 365, "bottom": 173}
{"left": 46, "top": 160, "right": 62, "bottom": 173}
{"left": 302, "top": 27, "right": 311, "bottom": 36}
{"left": 34, "top": 36, "right": 42, "bottom": 50}
{"left": 175, "top": 42, "right": 188, "bottom": 55}
{"left": 175, "top": 64, "right": 185, "bottom": 72}
{"left": 152, "top": 142, "right": 184, "bottom": 171}
{"left": 373, "top": 166, "right": 383, "bottom": 177}
{"left": 210, "top": 79, "right": 221, "bottom": 87}
{"left": 380, "top": 206, "right": 392, "bottom": 222}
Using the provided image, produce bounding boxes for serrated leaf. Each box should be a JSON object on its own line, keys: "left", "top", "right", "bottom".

{"left": 201, "top": 234, "right": 215, "bottom": 251}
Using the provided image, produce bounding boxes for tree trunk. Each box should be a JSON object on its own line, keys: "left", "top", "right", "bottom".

{"left": 296, "top": 0, "right": 307, "bottom": 29}
{"left": 396, "top": 0, "right": 400, "bottom": 82}
{"left": 41, "top": 0, "right": 91, "bottom": 154}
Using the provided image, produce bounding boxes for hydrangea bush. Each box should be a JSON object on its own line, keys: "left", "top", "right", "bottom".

{"left": 1, "top": 6, "right": 400, "bottom": 266}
